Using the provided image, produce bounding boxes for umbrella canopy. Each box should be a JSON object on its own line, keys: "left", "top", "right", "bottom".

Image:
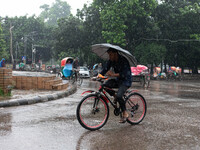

{"left": 93, "top": 64, "right": 98, "bottom": 70}
{"left": 92, "top": 43, "right": 137, "bottom": 67}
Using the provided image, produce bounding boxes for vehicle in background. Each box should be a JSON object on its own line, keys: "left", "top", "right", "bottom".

{"left": 167, "top": 66, "right": 182, "bottom": 81}
{"left": 79, "top": 66, "right": 90, "bottom": 78}
{"left": 152, "top": 67, "right": 167, "bottom": 80}
{"left": 24, "top": 65, "right": 31, "bottom": 71}
{"left": 46, "top": 65, "right": 53, "bottom": 73}
{"left": 57, "top": 57, "right": 74, "bottom": 78}
{"left": 131, "top": 65, "right": 150, "bottom": 88}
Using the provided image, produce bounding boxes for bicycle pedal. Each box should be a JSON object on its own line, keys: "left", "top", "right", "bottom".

{"left": 114, "top": 108, "right": 120, "bottom": 116}
{"left": 113, "top": 99, "right": 117, "bottom": 104}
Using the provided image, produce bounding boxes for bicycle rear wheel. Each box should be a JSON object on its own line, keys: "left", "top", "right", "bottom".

{"left": 69, "top": 74, "right": 76, "bottom": 84}
{"left": 125, "top": 92, "right": 147, "bottom": 125}
{"left": 76, "top": 73, "right": 83, "bottom": 86}
{"left": 76, "top": 94, "right": 109, "bottom": 131}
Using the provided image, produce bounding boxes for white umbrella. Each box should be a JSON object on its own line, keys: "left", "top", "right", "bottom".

{"left": 92, "top": 43, "right": 137, "bottom": 67}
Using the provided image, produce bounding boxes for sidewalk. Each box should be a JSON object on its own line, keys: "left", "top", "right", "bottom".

{"left": 0, "top": 85, "right": 77, "bottom": 108}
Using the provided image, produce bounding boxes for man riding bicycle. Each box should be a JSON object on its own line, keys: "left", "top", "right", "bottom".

{"left": 98, "top": 48, "right": 132, "bottom": 123}
{"left": 73, "top": 57, "right": 80, "bottom": 81}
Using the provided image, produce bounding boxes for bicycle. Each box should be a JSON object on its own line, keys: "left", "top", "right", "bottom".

{"left": 58, "top": 69, "right": 83, "bottom": 86}
{"left": 76, "top": 76, "right": 147, "bottom": 131}
{"left": 74, "top": 69, "right": 83, "bottom": 86}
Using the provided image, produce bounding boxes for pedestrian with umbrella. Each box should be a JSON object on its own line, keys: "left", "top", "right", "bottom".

{"left": 92, "top": 43, "right": 137, "bottom": 123}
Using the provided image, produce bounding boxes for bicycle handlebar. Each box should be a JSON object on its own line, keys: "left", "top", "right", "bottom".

{"left": 91, "top": 74, "right": 109, "bottom": 83}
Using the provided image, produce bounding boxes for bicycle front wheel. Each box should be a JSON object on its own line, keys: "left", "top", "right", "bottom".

{"left": 125, "top": 92, "right": 147, "bottom": 125}
{"left": 76, "top": 94, "right": 109, "bottom": 131}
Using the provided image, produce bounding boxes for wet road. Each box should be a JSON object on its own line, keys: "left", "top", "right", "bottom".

{"left": 0, "top": 79, "right": 200, "bottom": 150}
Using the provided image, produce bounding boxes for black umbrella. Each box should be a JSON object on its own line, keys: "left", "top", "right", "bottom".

{"left": 92, "top": 43, "right": 137, "bottom": 67}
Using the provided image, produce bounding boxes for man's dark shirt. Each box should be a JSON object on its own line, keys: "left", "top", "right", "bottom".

{"left": 100, "top": 55, "right": 132, "bottom": 87}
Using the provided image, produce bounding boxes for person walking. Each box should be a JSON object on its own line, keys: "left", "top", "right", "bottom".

{"left": 0, "top": 58, "right": 6, "bottom": 67}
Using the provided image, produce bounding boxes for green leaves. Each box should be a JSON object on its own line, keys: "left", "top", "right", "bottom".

{"left": 1, "top": 0, "right": 199, "bottom": 72}
{"left": 99, "top": 0, "right": 157, "bottom": 47}
{"left": 134, "top": 42, "right": 166, "bottom": 65}
{"left": 39, "top": 0, "right": 71, "bottom": 26}
{"left": 100, "top": 0, "right": 129, "bottom": 46}
{"left": 0, "top": 23, "right": 9, "bottom": 59}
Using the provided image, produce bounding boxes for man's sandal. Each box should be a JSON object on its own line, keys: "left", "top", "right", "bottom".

{"left": 119, "top": 114, "right": 129, "bottom": 123}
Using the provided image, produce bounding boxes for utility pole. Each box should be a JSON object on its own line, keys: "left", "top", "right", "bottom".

{"left": 23, "top": 36, "right": 27, "bottom": 64}
{"left": 23, "top": 31, "right": 37, "bottom": 65}
{"left": 32, "top": 44, "right": 36, "bottom": 64}
{"left": 9, "top": 23, "right": 14, "bottom": 65}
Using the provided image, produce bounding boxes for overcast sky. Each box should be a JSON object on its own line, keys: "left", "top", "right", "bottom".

{"left": 0, "top": 0, "right": 92, "bottom": 17}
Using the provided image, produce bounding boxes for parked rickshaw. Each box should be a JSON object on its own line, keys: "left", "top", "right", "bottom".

{"left": 131, "top": 65, "right": 150, "bottom": 88}
{"left": 153, "top": 67, "right": 167, "bottom": 80}
{"left": 167, "top": 66, "right": 182, "bottom": 81}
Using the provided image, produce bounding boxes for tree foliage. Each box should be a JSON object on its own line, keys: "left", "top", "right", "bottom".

{"left": 39, "top": 0, "right": 71, "bottom": 26}
{"left": 153, "top": 0, "right": 200, "bottom": 72}
{"left": 0, "top": 0, "right": 200, "bottom": 73}
{"left": 1, "top": 16, "right": 54, "bottom": 64}
{"left": 0, "top": 23, "right": 8, "bottom": 59}
{"left": 134, "top": 42, "right": 166, "bottom": 66}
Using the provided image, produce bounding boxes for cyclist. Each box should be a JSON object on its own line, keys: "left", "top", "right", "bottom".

{"left": 73, "top": 57, "right": 80, "bottom": 80}
{"left": 98, "top": 48, "right": 132, "bottom": 123}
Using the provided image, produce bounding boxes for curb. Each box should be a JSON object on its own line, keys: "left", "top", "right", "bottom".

{"left": 0, "top": 85, "right": 77, "bottom": 108}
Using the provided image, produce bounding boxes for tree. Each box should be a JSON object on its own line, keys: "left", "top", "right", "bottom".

{"left": 1, "top": 16, "right": 55, "bottom": 64}
{"left": 0, "top": 23, "right": 9, "bottom": 59}
{"left": 134, "top": 42, "right": 166, "bottom": 67}
{"left": 154, "top": 0, "right": 200, "bottom": 73}
{"left": 55, "top": 16, "right": 84, "bottom": 62}
{"left": 96, "top": 0, "right": 157, "bottom": 47}
{"left": 76, "top": 4, "right": 105, "bottom": 65}
{"left": 39, "top": 0, "right": 71, "bottom": 26}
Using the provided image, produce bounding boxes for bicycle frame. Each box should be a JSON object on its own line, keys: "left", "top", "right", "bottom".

{"left": 81, "top": 80, "right": 120, "bottom": 109}
{"left": 81, "top": 86, "right": 138, "bottom": 103}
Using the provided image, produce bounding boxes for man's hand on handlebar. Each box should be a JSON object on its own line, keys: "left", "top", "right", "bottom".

{"left": 106, "top": 70, "right": 119, "bottom": 78}
{"left": 91, "top": 74, "right": 103, "bottom": 81}
{"left": 93, "top": 74, "right": 107, "bottom": 80}
{"left": 97, "top": 74, "right": 104, "bottom": 78}
{"left": 106, "top": 70, "right": 114, "bottom": 77}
